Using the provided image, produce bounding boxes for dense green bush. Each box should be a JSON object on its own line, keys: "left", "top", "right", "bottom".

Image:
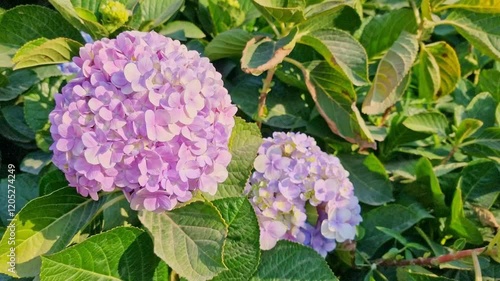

{"left": 0, "top": 0, "right": 499, "bottom": 280}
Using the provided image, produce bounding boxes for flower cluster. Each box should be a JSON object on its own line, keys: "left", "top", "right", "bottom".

{"left": 50, "top": 31, "right": 237, "bottom": 212}
{"left": 246, "top": 132, "right": 362, "bottom": 256}
{"left": 58, "top": 32, "right": 93, "bottom": 75}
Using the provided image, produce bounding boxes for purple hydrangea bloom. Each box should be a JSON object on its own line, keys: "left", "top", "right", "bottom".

{"left": 50, "top": 31, "right": 237, "bottom": 212}
{"left": 246, "top": 132, "right": 362, "bottom": 256}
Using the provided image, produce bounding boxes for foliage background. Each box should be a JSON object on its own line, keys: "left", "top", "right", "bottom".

{"left": 0, "top": 0, "right": 499, "bottom": 280}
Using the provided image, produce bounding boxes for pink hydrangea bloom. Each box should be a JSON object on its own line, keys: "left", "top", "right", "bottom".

{"left": 246, "top": 132, "right": 362, "bottom": 257}
{"left": 50, "top": 31, "right": 237, "bottom": 212}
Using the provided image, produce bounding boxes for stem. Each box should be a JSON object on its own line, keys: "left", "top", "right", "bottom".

{"left": 375, "top": 247, "right": 487, "bottom": 267}
{"left": 170, "top": 270, "right": 180, "bottom": 281}
{"left": 441, "top": 146, "right": 457, "bottom": 165}
{"left": 256, "top": 68, "right": 276, "bottom": 128}
{"left": 264, "top": 17, "right": 281, "bottom": 38}
{"left": 471, "top": 251, "right": 482, "bottom": 281}
{"left": 378, "top": 106, "right": 393, "bottom": 127}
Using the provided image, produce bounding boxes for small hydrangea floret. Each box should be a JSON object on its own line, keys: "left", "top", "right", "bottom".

{"left": 246, "top": 132, "right": 362, "bottom": 256}
{"left": 50, "top": 31, "right": 237, "bottom": 212}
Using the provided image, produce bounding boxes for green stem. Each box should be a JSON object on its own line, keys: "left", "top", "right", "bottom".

{"left": 256, "top": 68, "right": 277, "bottom": 128}
{"left": 471, "top": 251, "right": 482, "bottom": 281}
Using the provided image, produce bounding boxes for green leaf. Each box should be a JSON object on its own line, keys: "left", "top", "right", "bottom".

{"left": 299, "top": 4, "right": 361, "bottom": 34}
{"left": 0, "top": 5, "right": 83, "bottom": 47}
{"left": 360, "top": 8, "right": 418, "bottom": 58}
{"left": 139, "top": 0, "right": 184, "bottom": 28}
{"left": 478, "top": 69, "right": 500, "bottom": 102}
{"left": 410, "top": 157, "right": 448, "bottom": 216}
{"left": 402, "top": 112, "right": 449, "bottom": 137}
{"left": 304, "top": 61, "right": 376, "bottom": 149}
{"left": 0, "top": 188, "right": 111, "bottom": 277}
{"left": 299, "top": 28, "right": 368, "bottom": 86}
{"left": 241, "top": 28, "right": 298, "bottom": 75}
{"left": 20, "top": 151, "right": 52, "bottom": 175}
{"left": 362, "top": 32, "right": 419, "bottom": 115}
{"left": 250, "top": 240, "right": 338, "bottom": 280}
{"left": 251, "top": 0, "right": 306, "bottom": 23}
{"left": 454, "top": 118, "right": 483, "bottom": 145}
{"left": 229, "top": 75, "right": 311, "bottom": 129}
{"left": 41, "top": 227, "right": 168, "bottom": 281}
{"left": 24, "top": 76, "right": 63, "bottom": 132}
{"left": 160, "top": 21, "right": 205, "bottom": 39}
{"left": 1, "top": 106, "right": 35, "bottom": 141}
{"left": 206, "top": 117, "right": 262, "bottom": 200}
{"left": 139, "top": 201, "right": 227, "bottom": 281}
{"left": 464, "top": 92, "right": 497, "bottom": 130}
{"left": 426, "top": 42, "right": 461, "bottom": 98}
{"left": 448, "top": 187, "right": 483, "bottom": 244}
{"left": 445, "top": 10, "right": 500, "bottom": 60}
{"left": 0, "top": 174, "right": 38, "bottom": 226}
{"left": 205, "top": 29, "right": 253, "bottom": 61}
{"left": 439, "top": 0, "right": 500, "bottom": 13}
{"left": 417, "top": 45, "right": 441, "bottom": 100}
{"left": 12, "top": 38, "right": 82, "bottom": 70}
{"left": 0, "top": 69, "right": 40, "bottom": 102}
{"left": 337, "top": 154, "right": 394, "bottom": 206}
{"left": 357, "top": 204, "right": 431, "bottom": 256}
{"left": 459, "top": 159, "right": 500, "bottom": 208}
{"left": 208, "top": 0, "right": 245, "bottom": 34}
{"left": 211, "top": 198, "right": 260, "bottom": 281}
{"left": 39, "top": 169, "right": 68, "bottom": 196}
{"left": 12, "top": 38, "right": 49, "bottom": 62}
{"left": 397, "top": 266, "right": 455, "bottom": 281}
{"left": 48, "top": 0, "right": 108, "bottom": 39}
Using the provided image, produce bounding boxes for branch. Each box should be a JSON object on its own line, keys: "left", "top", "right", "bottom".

{"left": 256, "top": 68, "right": 276, "bottom": 128}
{"left": 375, "top": 247, "right": 487, "bottom": 267}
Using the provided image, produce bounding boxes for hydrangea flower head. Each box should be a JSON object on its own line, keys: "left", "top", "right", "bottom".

{"left": 246, "top": 132, "right": 362, "bottom": 256}
{"left": 50, "top": 31, "right": 237, "bottom": 212}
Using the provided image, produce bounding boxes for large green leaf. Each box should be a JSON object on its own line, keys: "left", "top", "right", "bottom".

{"left": 160, "top": 21, "right": 206, "bottom": 39}
{"left": 41, "top": 227, "right": 168, "bottom": 281}
{"left": 23, "top": 77, "right": 63, "bottom": 132}
{"left": 454, "top": 118, "right": 483, "bottom": 146}
{"left": 304, "top": 61, "right": 376, "bottom": 149}
{"left": 12, "top": 38, "right": 82, "bottom": 70}
{"left": 445, "top": 10, "right": 500, "bottom": 60}
{"left": 211, "top": 198, "right": 260, "bottom": 281}
{"left": 241, "top": 28, "right": 298, "bottom": 75}
{"left": 205, "top": 118, "right": 262, "bottom": 200}
{"left": 357, "top": 204, "right": 431, "bottom": 256}
{"left": 204, "top": 29, "right": 253, "bottom": 61}
{"left": 298, "top": 4, "right": 361, "bottom": 34}
{"left": 404, "top": 158, "right": 449, "bottom": 217}
{"left": 0, "top": 43, "right": 17, "bottom": 68}
{"left": 251, "top": 0, "right": 306, "bottom": 23}
{"left": 439, "top": 0, "right": 500, "bottom": 13}
{"left": 360, "top": 8, "right": 417, "bottom": 58}
{"left": 139, "top": 0, "right": 184, "bottom": 28}
{"left": 426, "top": 42, "right": 461, "bottom": 98}
{"left": 139, "top": 201, "right": 227, "bottom": 281}
{"left": 402, "top": 112, "right": 449, "bottom": 137}
{"left": 362, "top": 32, "right": 419, "bottom": 115}
{"left": 0, "top": 70, "right": 39, "bottom": 102}
{"left": 20, "top": 151, "right": 52, "bottom": 175}
{"left": 417, "top": 45, "right": 441, "bottom": 100}
{"left": 464, "top": 92, "right": 497, "bottom": 131}
{"left": 299, "top": 28, "right": 368, "bottom": 86}
{"left": 228, "top": 75, "right": 312, "bottom": 129}
{"left": 0, "top": 5, "right": 83, "bottom": 47}
{"left": 0, "top": 174, "right": 38, "bottom": 226}
{"left": 478, "top": 69, "right": 500, "bottom": 102}
{"left": 338, "top": 154, "right": 394, "bottom": 206}
{"left": 448, "top": 187, "right": 483, "bottom": 244}
{"left": 1, "top": 106, "right": 35, "bottom": 142}
{"left": 459, "top": 159, "right": 500, "bottom": 208}
{"left": 0, "top": 188, "right": 114, "bottom": 277}
{"left": 250, "top": 240, "right": 338, "bottom": 280}
{"left": 48, "top": 0, "right": 108, "bottom": 39}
